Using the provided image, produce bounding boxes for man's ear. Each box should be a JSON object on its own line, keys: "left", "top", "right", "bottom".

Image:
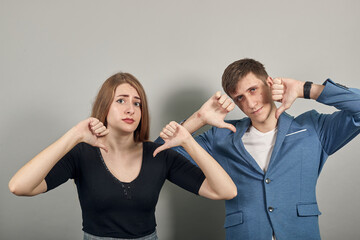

{"left": 266, "top": 76, "right": 273, "bottom": 87}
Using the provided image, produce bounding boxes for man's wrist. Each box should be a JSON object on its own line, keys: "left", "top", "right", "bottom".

{"left": 181, "top": 110, "right": 206, "bottom": 134}
{"left": 296, "top": 81, "right": 305, "bottom": 98}
{"left": 303, "top": 81, "right": 313, "bottom": 99}
{"left": 195, "top": 110, "right": 207, "bottom": 126}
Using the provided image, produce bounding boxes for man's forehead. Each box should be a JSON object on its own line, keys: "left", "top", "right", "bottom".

{"left": 232, "top": 76, "right": 263, "bottom": 94}
{"left": 239, "top": 72, "right": 264, "bottom": 83}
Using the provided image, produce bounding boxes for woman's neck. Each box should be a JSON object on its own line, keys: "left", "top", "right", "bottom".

{"left": 103, "top": 131, "right": 140, "bottom": 154}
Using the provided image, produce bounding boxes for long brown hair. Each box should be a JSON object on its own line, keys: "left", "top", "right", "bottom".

{"left": 91, "top": 72, "right": 150, "bottom": 142}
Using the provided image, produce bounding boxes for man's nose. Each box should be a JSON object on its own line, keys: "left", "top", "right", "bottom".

{"left": 246, "top": 96, "right": 257, "bottom": 109}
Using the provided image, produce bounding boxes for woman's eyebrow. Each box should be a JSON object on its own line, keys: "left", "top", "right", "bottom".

{"left": 116, "top": 94, "right": 141, "bottom": 100}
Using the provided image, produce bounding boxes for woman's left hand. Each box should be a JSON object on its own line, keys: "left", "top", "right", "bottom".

{"left": 153, "top": 121, "right": 191, "bottom": 157}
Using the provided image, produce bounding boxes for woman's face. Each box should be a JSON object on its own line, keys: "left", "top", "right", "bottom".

{"left": 106, "top": 83, "right": 142, "bottom": 135}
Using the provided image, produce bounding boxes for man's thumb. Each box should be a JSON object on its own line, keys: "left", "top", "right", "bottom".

{"left": 276, "top": 105, "right": 286, "bottom": 119}
{"left": 220, "top": 122, "right": 236, "bottom": 133}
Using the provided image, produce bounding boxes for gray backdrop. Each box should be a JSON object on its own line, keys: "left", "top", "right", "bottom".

{"left": 1, "top": 0, "right": 360, "bottom": 239}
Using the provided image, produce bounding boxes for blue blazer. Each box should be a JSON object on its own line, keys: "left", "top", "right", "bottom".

{"left": 163, "top": 80, "right": 360, "bottom": 240}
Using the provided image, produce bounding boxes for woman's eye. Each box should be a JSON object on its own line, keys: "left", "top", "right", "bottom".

{"left": 134, "top": 102, "right": 141, "bottom": 107}
{"left": 117, "top": 99, "right": 125, "bottom": 103}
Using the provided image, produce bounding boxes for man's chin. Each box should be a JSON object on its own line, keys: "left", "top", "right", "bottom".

{"left": 250, "top": 114, "right": 271, "bottom": 125}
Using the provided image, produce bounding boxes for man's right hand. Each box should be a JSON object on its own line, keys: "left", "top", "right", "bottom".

{"left": 195, "top": 91, "right": 236, "bottom": 132}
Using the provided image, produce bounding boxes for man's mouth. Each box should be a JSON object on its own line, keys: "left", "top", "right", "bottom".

{"left": 252, "top": 106, "right": 263, "bottom": 114}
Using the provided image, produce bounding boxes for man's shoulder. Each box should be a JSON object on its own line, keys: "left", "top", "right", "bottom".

{"left": 287, "top": 110, "right": 322, "bottom": 129}
{"left": 197, "top": 118, "right": 249, "bottom": 138}
{"left": 294, "top": 110, "right": 320, "bottom": 121}
{"left": 224, "top": 117, "right": 249, "bottom": 125}
{"left": 215, "top": 117, "right": 250, "bottom": 132}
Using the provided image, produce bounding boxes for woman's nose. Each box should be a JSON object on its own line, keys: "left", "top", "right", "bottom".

{"left": 125, "top": 103, "right": 135, "bottom": 114}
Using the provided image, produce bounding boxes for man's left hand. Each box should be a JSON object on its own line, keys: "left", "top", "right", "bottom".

{"left": 272, "top": 78, "right": 304, "bottom": 119}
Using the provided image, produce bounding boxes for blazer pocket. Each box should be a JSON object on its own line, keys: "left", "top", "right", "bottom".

{"left": 224, "top": 211, "right": 243, "bottom": 228}
{"left": 284, "top": 129, "right": 309, "bottom": 142}
{"left": 297, "top": 202, "right": 322, "bottom": 216}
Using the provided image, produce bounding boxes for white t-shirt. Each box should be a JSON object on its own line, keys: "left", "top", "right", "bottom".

{"left": 242, "top": 125, "right": 278, "bottom": 240}
{"left": 242, "top": 126, "right": 278, "bottom": 172}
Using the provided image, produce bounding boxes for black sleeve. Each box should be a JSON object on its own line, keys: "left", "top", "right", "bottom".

{"left": 44, "top": 143, "right": 81, "bottom": 192}
{"left": 164, "top": 148, "right": 206, "bottom": 195}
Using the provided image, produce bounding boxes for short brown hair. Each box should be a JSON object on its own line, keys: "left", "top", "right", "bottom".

{"left": 91, "top": 72, "right": 150, "bottom": 142}
{"left": 222, "top": 58, "right": 269, "bottom": 96}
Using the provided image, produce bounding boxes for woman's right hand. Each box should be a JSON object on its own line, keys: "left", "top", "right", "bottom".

{"left": 74, "top": 118, "right": 109, "bottom": 152}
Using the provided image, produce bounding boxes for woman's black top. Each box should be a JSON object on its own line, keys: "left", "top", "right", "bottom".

{"left": 45, "top": 141, "right": 205, "bottom": 238}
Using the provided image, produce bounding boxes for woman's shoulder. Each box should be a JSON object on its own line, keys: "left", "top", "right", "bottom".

{"left": 142, "top": 141, "right": 161, "bottom": 155}
{"left": 142, "top": 141, "right": 161, "bottom": 149}
{"left": 142, "top": 141, "right": 181, "bottom": 160}
{"left": 75, "top": 142, "right": 96, "bottom": 150}
{"left": 68, "top": 142, "right": 99, "bottom": 158}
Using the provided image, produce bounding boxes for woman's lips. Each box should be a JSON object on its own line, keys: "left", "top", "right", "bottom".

{"left": 122, "top": 118, "right": 135, "bottom": 124}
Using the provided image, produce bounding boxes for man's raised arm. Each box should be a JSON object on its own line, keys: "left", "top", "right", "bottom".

{"left": 182, "top": 91, "right": 236, "bottom": 134}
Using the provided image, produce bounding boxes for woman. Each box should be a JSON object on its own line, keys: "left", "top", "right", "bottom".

{"left": 9, "top": 73, "right": 237, "bottom": 240}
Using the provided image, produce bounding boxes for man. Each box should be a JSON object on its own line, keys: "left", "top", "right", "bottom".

{"left": 156, "top": 58, "right": 360, "bottom": 239}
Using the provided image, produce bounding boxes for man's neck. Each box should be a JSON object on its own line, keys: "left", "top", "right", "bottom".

{"left": 251, "top": 109, "right": 278, "bottom": 133}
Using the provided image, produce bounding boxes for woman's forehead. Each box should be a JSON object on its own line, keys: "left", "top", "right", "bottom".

{"left": 115, "top": 83, "right": 140, "bottom": 98}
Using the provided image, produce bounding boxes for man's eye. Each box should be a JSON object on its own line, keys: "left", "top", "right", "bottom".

{"left": 117, "top": 99, "right": 125, "bottom": 103}
{"left": 237, "top": 96, "right": 243, "bottom": 101}
{"left": 250, "top": 88, "right": 256, "bottom": 92}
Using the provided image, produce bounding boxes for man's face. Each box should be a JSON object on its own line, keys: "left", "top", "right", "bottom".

{"left": 230, "top": 72, "right": 276, "bottom": 127}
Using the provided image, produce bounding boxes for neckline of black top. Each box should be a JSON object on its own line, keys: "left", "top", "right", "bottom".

{"left": 96, "top": 142, "right": 146, "bottom": 185}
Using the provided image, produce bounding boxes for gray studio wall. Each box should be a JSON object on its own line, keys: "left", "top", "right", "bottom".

{"left": 1, "top": 0, "right": 360, "bottom": 239}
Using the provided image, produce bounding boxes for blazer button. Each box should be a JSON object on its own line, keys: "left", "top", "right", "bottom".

{"left": 265, "top": 178, "right": 271, "bottom": 184}
{"left": 268, "top": 207, "right": 274, "bottom": 212}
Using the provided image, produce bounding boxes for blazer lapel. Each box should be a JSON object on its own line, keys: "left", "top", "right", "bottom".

{"left": 233, "top": 118, "right": 264, "bottom": 175}
{"left": 266, "top": 112, "right": 294, "bottom": 172}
